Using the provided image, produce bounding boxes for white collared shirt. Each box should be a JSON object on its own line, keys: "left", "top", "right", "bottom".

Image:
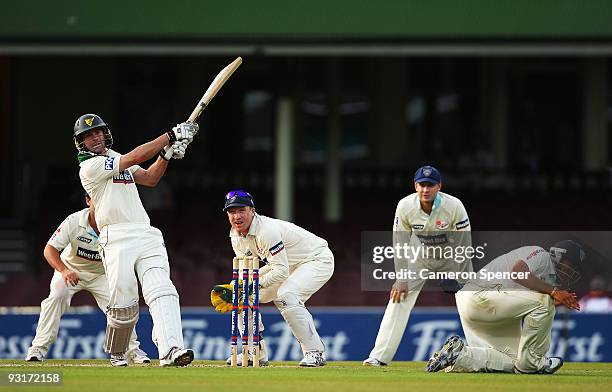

{"left": 229, "top": 214, "right": 329, "bottom": 288}
{"left": 393, "top": 191, "right": 472, "bottom": 280}
{"left": 469, "top": 246, "right": 558, "bottom": 289}
{"left": 79, "top": 149, "right": 148, "bottom": 229}
{"left": 393, "top": 191, "right": 470, "bottom": 234}
{"left": 48, "top": 208, "right": 105, "bottom": 274}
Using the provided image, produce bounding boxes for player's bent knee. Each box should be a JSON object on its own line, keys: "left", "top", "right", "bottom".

{"left": 274, "top": 292, "right": 304, "bottom": 312}
{"left": 104, "top": 302, "right": 139, "bottom": 355}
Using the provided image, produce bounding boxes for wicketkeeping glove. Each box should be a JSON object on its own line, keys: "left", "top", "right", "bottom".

{"left": 210, "top": 280, "right": 253, "bottom": 313}
{"left": 210, "top": 283, "right": 234, "bottom": 313}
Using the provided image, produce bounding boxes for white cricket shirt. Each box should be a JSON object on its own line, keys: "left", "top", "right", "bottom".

{"left": 47, "top": 208, "right": 105, "bottom": 274}
{"left": 79, "top": 149, "right": 149, "bottom": 229}
{"left": 473, "top": 246, "right": 558, "bottom": 289}
{"left": 230, "top": 214, "right": 329, "bottom": 288}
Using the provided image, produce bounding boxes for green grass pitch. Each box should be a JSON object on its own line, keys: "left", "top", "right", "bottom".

{"left": 1, "top": 361, "right": 611, "bottom": 392}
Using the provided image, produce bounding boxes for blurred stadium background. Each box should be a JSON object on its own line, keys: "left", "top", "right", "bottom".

{"left": 0, "top": 0, "right": 611, "bottom": 362}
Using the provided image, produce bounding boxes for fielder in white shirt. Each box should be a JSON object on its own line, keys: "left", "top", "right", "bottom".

{"left": 426, "top": 240, "right": 583, "bottom": 374}
{"left": 219, "top": 190, "right": 334, "bottom": 367}
{"left": 364, "top": 165, "right": 473, "bottom": 366}
{"left": 73, "top": 113, "right": 195, "bottom": 366}
{"left": 25, "top": 194, "right": 150, "bottom": 365}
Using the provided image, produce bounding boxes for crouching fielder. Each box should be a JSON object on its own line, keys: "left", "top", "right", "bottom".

{"left": 26, "top": 194, "right": 149, "bottom": 366}
{"left": 426, "top": 240, "right": 584, "bottom": 374}
{"left": 215, "top": 190, "right": 334, "bottom": 367}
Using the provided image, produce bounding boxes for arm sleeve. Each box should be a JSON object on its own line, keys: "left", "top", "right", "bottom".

{"left": 80, "top": 155, "right": 121, "bottom": 183}
{"left": 129, "top": 164, "right": 142, "bottom": 174}
{"left": 47, "top": 215, "right": 75, "bottom": 252}
{"left": 523, "top": 248, "right": 551, "bottom": 278}
{"left": 257, "top": 228, "right": 290, "bottom": 289}
{"left": 452, "top": 199, "right": 473, "bottom": 268}
{"left": 393, "top": 200, "right": 413, "bottom": 282}
{"left": 453, "top": 200, "right": 471, "bottom": 231}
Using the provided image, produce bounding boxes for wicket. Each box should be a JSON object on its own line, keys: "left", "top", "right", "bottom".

{"left": 230, "top": 256, "right": 260, "bottom": 367}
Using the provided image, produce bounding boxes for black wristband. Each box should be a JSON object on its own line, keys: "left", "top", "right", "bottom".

{"left": 159, "top": 149, "right": 170, "bottom": 161}
{"left": 166, "top": 130, "right": 177, "bottom": 143}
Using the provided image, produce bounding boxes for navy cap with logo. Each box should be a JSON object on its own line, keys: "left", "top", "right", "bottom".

{"left": 414, "top": 165, "right": 441, "bottom": 184}
{"left": 223, "top": 190, "right": 255, "bottom": 212}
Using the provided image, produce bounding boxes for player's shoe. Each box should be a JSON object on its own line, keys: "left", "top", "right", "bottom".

{"left": 540, "top": 357, "right": 564, "bottom": 374}
{"left": 426, "top": 335, "right": 464, "bottom": 372}
{"left": 362, "top": 357, "right": 387, "bottom": 367}
{"left": 110, "top": 354, "right": 128, "bottom": 367}
{"left": 299, "top": 351, "right": 326, "bottom": 367}
{"left": 159, "top": 347, "right": 194, "bottom": 367}
{"left": 129, "top": 348, "right": 151, "bottom": 364}
{"left": 25, "top": 346, "right": 45, "bottom": 362}
{"left": 225, "top": 341, "right": 270, "bottom": 367}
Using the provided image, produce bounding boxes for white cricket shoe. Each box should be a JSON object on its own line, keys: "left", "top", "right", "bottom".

{"left": 25, "top": 346, "right": 45, "bottom": 362}
{"left": 225, "top": 340, "right": 270, "bottom": 367}
{"left": 129, "top": 348, "right": 151, "bottom": 364}
{"left": 362, "top": 357, "right": 387, "bottom": 367}
{"left": 159, "top": 347, "right": 194, "bottom": 367}
{"left": 299, "top": 351, "right": 326, "bottom": 367}
{"left": 426, "top": 335, "right": 464, "bottom": 372}
{"left": 110, "top": 354, "right": 128, "bottom": 367}
{"left": 541, "top": 357, "right": 564, "bottom": 374}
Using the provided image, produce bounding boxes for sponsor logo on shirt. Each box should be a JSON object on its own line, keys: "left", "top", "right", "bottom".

{"left": 269, "top": 241, "right": 285, "bottom": 256}
{"left": 76, "top": 247, "right": 102, "bottom": 262}
{"left": 526, "top": 248, "right": 546, "bottom": 261}
{"left": 412, "top": 224, "right": 424, "bottom": 230}
{"left": 50, "top": 227, "right": 61, "bottom": 240}
{"left": 113, "top": 170, "right": 134, "bottom": 184}
{"left": 415, "top": 234, "right": 448, "bottom": 245}
{"left": 455, "top": 218, "right": 470, "bottom": 230}
{"left": 76, "top": 236, "right": 92, "bottom": 244}
{"left": 435, "top": 220, "right": 449, "bottom": 230}
{"left": 104, "top": 157, "right": 114, "bottom": 170}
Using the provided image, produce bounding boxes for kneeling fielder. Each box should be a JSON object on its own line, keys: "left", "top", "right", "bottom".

{"left": 426, "top": 240, "right": 583, "bottom": 374}
{"left": 212, "top": 190, "right": 334, "bottom": 367}
{"left": 26, "top": 195, "right": 149, "bottom": 366}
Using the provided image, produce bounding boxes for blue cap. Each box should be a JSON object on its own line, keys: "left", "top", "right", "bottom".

{"left": 223, "top": 190, "right": 255, "bottom": 211}
{"left": 414, "top": 165, "right": 441, "bottom": 184}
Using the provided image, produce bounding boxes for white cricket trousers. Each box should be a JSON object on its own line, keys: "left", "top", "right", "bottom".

{"left": 99, "top": 223, "right": 184, "bottom": 359}
{"left": 450, "top": 288, "right": 555, "bottom": 373}
{"left": 30, "top": 269, "right": 141, "bottom": 356}
{"left": 369, "top": 258, "right": 472, "bottom": 364}
{"left": 257, "top": 247, "right": 334, "bottom": 354}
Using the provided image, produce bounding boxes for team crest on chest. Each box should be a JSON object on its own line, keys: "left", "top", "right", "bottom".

{"left": 113, "top": 170, "right": 134, "bottom": 184}
{"left": 435, "top": 219, "right": 449, "bottom": 229}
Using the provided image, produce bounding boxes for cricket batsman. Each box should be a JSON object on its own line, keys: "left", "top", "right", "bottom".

{"left": 26, "top": 194, "right": 149, "bottom": 366}
{"left": 211, "top": 190, "right": 334, "bottom": 367}
{"left": 74, "top": 113, "right": 194, "bottom": 366}
{"left": 363, "top": 165, "right": 473, "bottom": 366}
{"left": 426, "top": 240, "right": 584, "bottom": 374}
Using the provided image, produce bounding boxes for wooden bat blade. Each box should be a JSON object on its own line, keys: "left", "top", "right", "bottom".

{"left": 188, "top": 57, "right": 242, "bottom": 123}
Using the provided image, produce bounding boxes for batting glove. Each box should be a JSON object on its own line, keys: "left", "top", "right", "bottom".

{"left": 159, "top": 140, "right": 188, "bottom": 161}
{"left": 167, "top": 122, "right": 197, "bottom": 144}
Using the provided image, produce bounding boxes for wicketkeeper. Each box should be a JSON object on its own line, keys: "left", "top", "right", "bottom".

{"left": 211, "top": 190, "right": 334, "bottom": 367}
